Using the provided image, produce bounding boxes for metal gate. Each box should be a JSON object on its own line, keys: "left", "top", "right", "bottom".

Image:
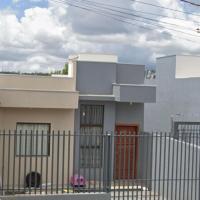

{"left": 0, "top": 131, "right": 199, "bottom": 199}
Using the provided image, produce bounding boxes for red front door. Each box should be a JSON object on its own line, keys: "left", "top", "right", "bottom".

{"left": 114, "top": 124, "right": 138, "bottom": 179}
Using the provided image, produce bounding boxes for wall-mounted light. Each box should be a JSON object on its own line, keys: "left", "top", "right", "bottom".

{"left": 82, "top": 111, "right": 86, "bottom": 117}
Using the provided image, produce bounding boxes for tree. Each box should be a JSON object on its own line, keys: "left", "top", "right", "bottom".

{"left": 62, "top": 63, "right": 68, "bottom": 75}
{"left": 51, "top": 63, "right": 68, "bottom": 75}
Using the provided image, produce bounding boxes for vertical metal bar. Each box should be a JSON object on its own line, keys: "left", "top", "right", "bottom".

{"left": 45, "top": 130, "right": 49, "bottom": 194}
{"left": 158, "top": 133, "right": 162, "bottom": 200}
{"left": 195, "top": 127, "right": 199, "bottom": 200}
{"left": 83, "top": 130, "right": 86, "bottom": 193}
{"left": 174, "top": 131, "right": 179, "bottom": 200}
{"left": 161, "top": 132, "right": 166, "bottom": 200}
{"left": 135, "top": 132, "right": 139, "bottom": 200}
{"left": 118, "top": 130, "right": 122, "bottom": 200}
{"left": 51, "top": 130, "right": 55, "bottom": 194}
{"left": 94, "top": 130, "right": 97, "bottom": 192}
{"left": 29, "top": 130, "right": 33, "bottom": 194}
{"left": 132, "top": 132, "right": 136, "bottom": 200}
{"left": 153, "top": 132, "right": 158, "bottom": 200}
{"left": 140, "top": 133, "right": 142, "bottom": 200}
{"left": 61, "top": 131, "right": 65, "bottom": 193}
{"left": 34, "top": 130, "right": 38, "bottom": 194}
{"left": 122, "top": 130, "right": 126, "bottom": 200}
{"left": 182, "top": 130, "right": 187, "bottom": 200}
{"left": 127, "top": 132, "right": 131, "bottom": 200}
{"left": 145, "top": 132, "right": 150, "bottom": 200}
{"left": 113, "top": 132, "right": 116, "bottom": 199}
{"left": 72, "top": 132, "right": 76, "bottom": 194}
{"left": 78, "top": 132, "right": 81, "bottom": 193}
{"left": 149, "top": 132, "right": 154, "bottom": 200}
{"left": 12, "top": 130, "right": 17, "bottom": 194}
{"left": 24, "top": 130, "right": 28, "bottom": 193}
{"left": 18, "top": 130, "right": 22, "bottom": 192}
{"left": 170, "top": 132, "right": 175, "bottom": 200}
{"left": 1, "top": 130, "right": 5, "bottom": 195}
{"left": 88, "top": 131, "right": 92, "bottom": 193}
{"left": 40, "top": 130, "right": 44, "bottom": 194}
{"left": 194, "top": 128, "right": 198, "bottom": 200}
{"left": 67, "top": 131, "right": 70, "bottom": 193}
{"left": 7, "top": 130, "right": 11, "bottom": 192}
{"left": 107, "top": 133, "right": 112, "bottom": 193}
{"left": 166, "top": 132, "right": 171, "bottom": 200}
{"left": 102, "top": 132, "right": 106, "bottom": 193}
{"left": 186, "top": 131, "right": 191, "bottom": 200}
{"left": 56, "top": 131, "right": 60, "bottom": 194}
{"left": 190, "top": 129, "right": 195, "bottom": 200}
{"left": 178, "top": 128, "right": 183, "bottom": 200}
{"left": 99, "top": 133, "right": 102, "bottom": 193}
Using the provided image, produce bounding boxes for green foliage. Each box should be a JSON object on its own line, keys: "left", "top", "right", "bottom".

{"left": 62, "top": 63, "right": 68, "bottom": 75}
{"left": 52, "top": 63, "right": 68, "bottom": 75}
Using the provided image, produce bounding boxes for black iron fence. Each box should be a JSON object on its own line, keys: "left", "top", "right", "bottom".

{"left": 0, "top": 131, "right": 199, "bottom": 199}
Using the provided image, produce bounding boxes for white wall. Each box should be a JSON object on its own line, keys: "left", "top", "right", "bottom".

{"left": 176, "top": 55, "right": 200, "bottom": 78}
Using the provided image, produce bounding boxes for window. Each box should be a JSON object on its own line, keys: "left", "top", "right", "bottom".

{"left": 174, "top": 122, "right": 200, "bottom": 145}
{"left": 80, "top": 105, "right": 104, "bottom": 168}
{"left": 16, "top": 123, "right": 50, "bottom": 156}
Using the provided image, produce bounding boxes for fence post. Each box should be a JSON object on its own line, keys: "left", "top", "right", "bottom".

{"left": 106, "top": 133, "right": 112, "bottom": 193}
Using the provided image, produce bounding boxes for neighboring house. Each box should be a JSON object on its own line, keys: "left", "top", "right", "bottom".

{"left": 145, "top": 55, "right": 200, "bottom": 140}
{"left": 0, "top": 71, "right": 79, "bottom": 189}
{"left": 70, "top": 53, "right": 156, "bottom": 180}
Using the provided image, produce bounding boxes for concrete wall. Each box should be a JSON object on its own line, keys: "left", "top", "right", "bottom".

{"left": 116, "top": 64, "right": 145, "bottom": 84}
{"left": 0, "top": 64, "right": 78, "bottom": 109}
{"left": 0, "top": 74, "right": 76, "bottom": 91}
{"left": 176, "top": 55, "right": 200, "bottom": 78}
{"left": 116, "top": 102, "right": 144, "bottom": 131}
{"left": 114, "top": 84, "right": 156, "bottom": 103}
{"left": 76, "top": 61, "right": 146, "bottom": 96}
{"left": 76, "top": 61, "right": 116, "bottom": 95}
{"left": 0, "top": 193, "right": 110, "bottom": 200}
{"left": 151, "top": 136, "right": 200, "bottom": 200}
{"left": 0, "top": 89, "right": 78, "bottom": 109}
{"left": 145, "top": 55, "right": 200, "bottom": 132}
{"left": 0, "top": 108, "right": 75, "bottom": 189}
{"left": 0, "top": 108, "right": 75, "bottom": 131}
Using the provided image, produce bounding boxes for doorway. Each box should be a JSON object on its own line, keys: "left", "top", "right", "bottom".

{"left": 114, "top": 124, "right": 138, "bottom": 179}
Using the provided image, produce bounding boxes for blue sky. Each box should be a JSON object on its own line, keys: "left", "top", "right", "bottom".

{"left": 0, "top": 0, "right": 48, "bottom": 17}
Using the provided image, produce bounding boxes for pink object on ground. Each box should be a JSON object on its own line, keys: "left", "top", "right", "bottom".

{"left": 70, "top": 174, "right": 86, "bottom": 187}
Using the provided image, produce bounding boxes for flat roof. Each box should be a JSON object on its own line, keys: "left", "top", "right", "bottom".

{"left": 157, "top": 54, "right": 200, "bottom": 59}
{"left": 69, "top": 53, "right": 118, "bottom": 63}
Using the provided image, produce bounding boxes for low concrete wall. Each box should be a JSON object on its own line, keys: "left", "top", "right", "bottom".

{"left": 0, "top": 193, "right": 110, "bottom": 200}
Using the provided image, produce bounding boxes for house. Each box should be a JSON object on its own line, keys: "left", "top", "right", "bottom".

{"left": 145, "top": 55, "right": 200, "bottom": 139}
{"left": 70, "top": 53, "right": 156, "bottom": 180}
{"left": 0, "top": 53, "right": 156, "bottom": 194}
{"left": 0, "top": 71, "right": 79, "bottom": 191}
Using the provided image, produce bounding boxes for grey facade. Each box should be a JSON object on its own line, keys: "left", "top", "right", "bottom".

{"left": 75, "top": 58, "right": 155, "bottom": 131}
{"left": 71, "top": 54, "right": 156, "bottom": 181}
{"left": 145, "top": 55, "right": 200, "bottom": 133}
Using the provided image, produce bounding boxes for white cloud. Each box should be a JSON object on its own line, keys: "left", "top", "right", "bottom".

{"left": 1, "top": 0, "right": 200, "bottom": 72}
